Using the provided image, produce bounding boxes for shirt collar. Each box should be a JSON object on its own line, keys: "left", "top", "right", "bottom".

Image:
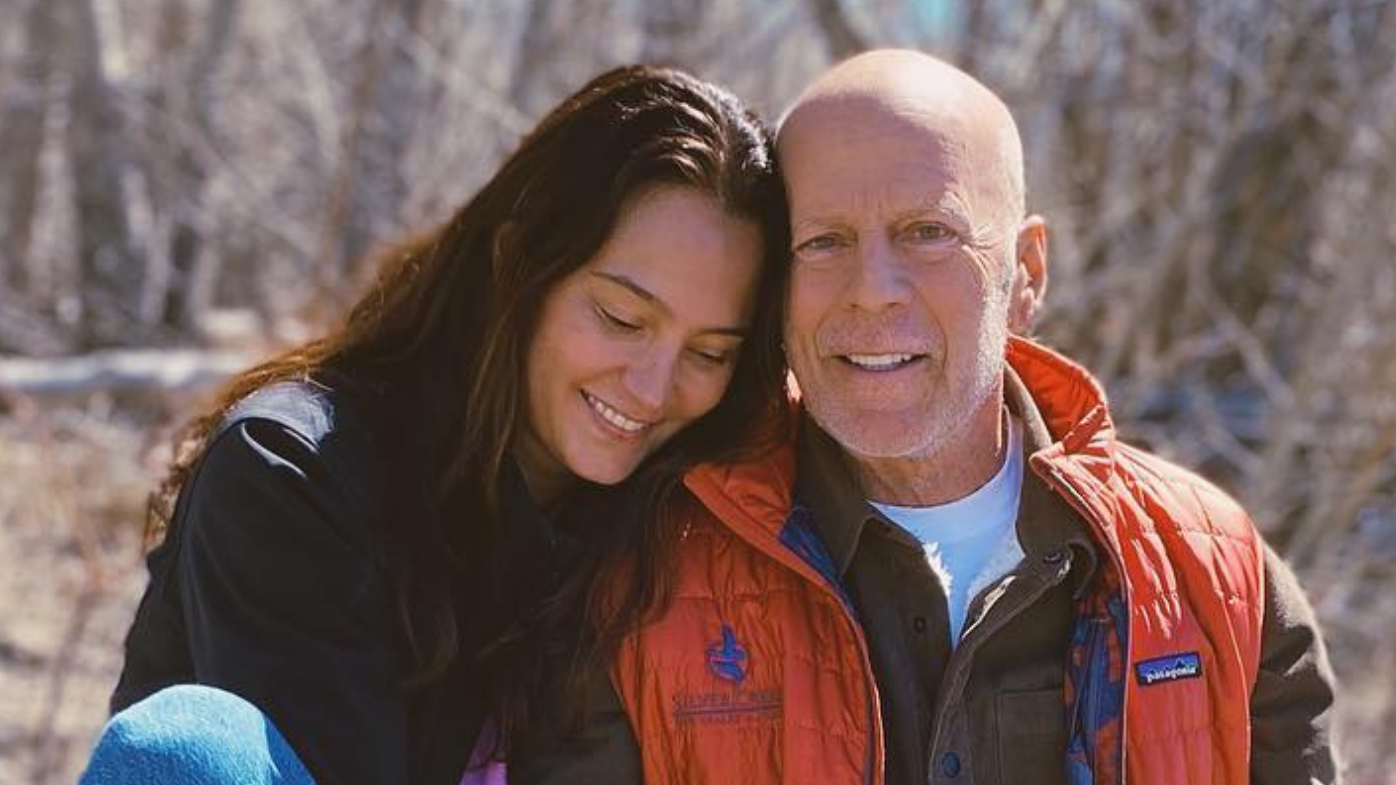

{"left": 1005, "top": 366, "right": 1099, "bottom": 596}
{"left": 794, "top": 413, "right": 882, "bottom": 576}
{"left": 794, "top": 367, "right": 1100, "bottom": 593}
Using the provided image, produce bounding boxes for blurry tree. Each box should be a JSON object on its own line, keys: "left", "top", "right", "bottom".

{"left": 319, "top": 0, "right": 433, "bottom": 290}
{"left": 509, "top": 0, "right": 562, "bottom": 112}
{"left": 0, "top": 0, "right": 56, "bottom": 297}
{"left": 141, "top": 0, "right": 243, "bottom": 334}
{"left": 1, "top": 2, "right": 1395, "bottom": 777}
{"left": 642, "top": 0, "right": 707, "bottom": 67}
{"left": 508, "top": 0, "right": 625, "bottom": 120}
{"left": 65, "top": 0, "right": 146, "bottom": 348}
{"left": 0, "top": 0, "right": 70, "bottom": 356}
{"left": 805, "top": 0, "right": 868, "bottom": 59}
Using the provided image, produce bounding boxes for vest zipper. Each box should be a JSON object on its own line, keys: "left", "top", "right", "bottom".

{"left": 803, "top": 557, "right": 881, "bottom": 784}
{"left": 847, "top": 599, "right": 880, "bottom": 785}
{"left": 697, "top": 483, "right": 884, "bottom": 785}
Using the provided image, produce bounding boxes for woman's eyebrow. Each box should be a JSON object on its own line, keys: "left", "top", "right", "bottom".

{"left": 590, "top": 271, "right": 749, "bottom": 338}
{"left": 592, "top": 271, "right": 661, "bottom": 307}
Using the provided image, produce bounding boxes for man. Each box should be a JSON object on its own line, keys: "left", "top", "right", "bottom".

{"left": 610, "top": 50, "right": 1339, "bottom": 784}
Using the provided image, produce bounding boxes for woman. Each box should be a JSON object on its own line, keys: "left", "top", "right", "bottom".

{"left": 82, "top": 65, "right": 789, "bottom": 785}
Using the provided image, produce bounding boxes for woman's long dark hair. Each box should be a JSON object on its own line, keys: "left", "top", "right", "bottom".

{"left": 148, "top": 65, "right": 790, "bottom": 748}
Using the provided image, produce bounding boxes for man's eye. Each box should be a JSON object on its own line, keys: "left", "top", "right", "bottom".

{"left": 597, "top": 306, "right": 641, "bottom": 332}
{"left": 794, "top": 234, "right": 842, "bottom": 256}
{"left": 907, "top": 223, "right": 954, "bottom": 243}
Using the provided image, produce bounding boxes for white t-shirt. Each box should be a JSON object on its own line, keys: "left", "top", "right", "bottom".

{"left": 870, "top": 417, "right": 1025, "bottom": 646}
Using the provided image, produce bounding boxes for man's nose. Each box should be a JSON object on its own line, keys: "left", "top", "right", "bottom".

{"left": 848, "top": 236, "right": 911, "bottom": 311}
{"left": 622, "top": 347, "right": 678, "bottom": 415}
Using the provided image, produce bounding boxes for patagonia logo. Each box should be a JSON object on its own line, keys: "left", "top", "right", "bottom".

{"left": 1135, "top": 652, "right": 1203, "bottom": 686}
{"left": 706, "top": 624, "right": 748, "bottom": 684}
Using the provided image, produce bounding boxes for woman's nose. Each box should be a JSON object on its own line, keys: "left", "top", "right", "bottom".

{"left": 621, "top": 348, "right": 678, "bottom": 415}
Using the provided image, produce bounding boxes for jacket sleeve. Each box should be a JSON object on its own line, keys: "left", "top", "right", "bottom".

{"left": 174, "top": 417, "right": 407, "bottom": 785}
{"left": 1249, "top": 542, "right": 1341, "bottom": 784}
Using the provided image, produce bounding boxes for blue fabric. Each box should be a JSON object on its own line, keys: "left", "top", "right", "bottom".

{"left": 779, "top": 502, "right": 858, "bottom": 618}
{"left": 79, "top": 684, "right": 318, "bottom": 785}
{"left": 1064, "top": 576, "right": 1129, "bottom": 785}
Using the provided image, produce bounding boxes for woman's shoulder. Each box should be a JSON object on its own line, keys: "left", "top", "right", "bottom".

{"left": 217, "top": 374, "right": 384, "bottom": 474}
{"left": 184, "top": 377, "right": 394, "bottom": 550}
{"left": 215, "top": 375, "right": 375, "bottom": 452}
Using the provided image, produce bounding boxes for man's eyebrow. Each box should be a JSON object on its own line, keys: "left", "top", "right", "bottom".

{"left": 590, "top": 271, "right": 749, "bottom": 338}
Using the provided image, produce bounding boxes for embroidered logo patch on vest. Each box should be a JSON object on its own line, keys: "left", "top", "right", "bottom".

{"left": 706, "top": 624, "right": 748, "bottom": 684}
{"left": 670, "top": 624, "right": 781, "bottom": 726}
{"left": 1135, "top": 651, "right": 1203, "bottom": 686}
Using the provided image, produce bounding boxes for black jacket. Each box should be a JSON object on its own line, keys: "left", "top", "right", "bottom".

{"left": 111, "top": 380, "right": 640, "bottom": 785}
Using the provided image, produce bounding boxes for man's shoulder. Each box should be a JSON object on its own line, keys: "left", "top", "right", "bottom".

{"left": 1111, "top": 441, "right": 1257, "bottom": 539}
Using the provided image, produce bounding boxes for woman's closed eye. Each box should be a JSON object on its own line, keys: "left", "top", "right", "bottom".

{"left": 596, "top": 305, "right": 642, "bottom": 333}
{"left": 689, "top": 346, "right": 735, "bottom": 367}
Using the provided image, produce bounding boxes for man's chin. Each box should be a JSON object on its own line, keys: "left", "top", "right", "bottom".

{"left": 807, "top": 407, "right": 937, "bottom": 460}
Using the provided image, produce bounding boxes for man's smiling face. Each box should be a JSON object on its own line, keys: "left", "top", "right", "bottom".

{"left": 779, "top": 96, "right": 1021, "bottom": 462}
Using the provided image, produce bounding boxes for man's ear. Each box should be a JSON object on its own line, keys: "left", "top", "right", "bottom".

{"left": 1008, "top": 214, "right": 1048, "bottom": 334}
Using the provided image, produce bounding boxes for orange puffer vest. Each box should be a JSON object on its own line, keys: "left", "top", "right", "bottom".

{"left": 612, "top": 337, "right": 1265, "bottom": 784}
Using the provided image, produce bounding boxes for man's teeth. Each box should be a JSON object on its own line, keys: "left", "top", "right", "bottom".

{"left": 844, "top": 353, "right": 915, "bottom": 370}
{"left": 585, "top": 393, "right": 647, "bottom": 433}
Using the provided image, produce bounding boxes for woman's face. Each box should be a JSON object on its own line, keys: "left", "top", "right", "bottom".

{"left": 516, "top": 185, "right": 765, "bottom": 504}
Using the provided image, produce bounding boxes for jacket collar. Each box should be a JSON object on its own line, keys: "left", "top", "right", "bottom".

{"left": 1004, "top": 336, "right": 1116, "bottom": 458}
{"left": 685, "top": 337, "right": 1113, "bottom": 589}
{"left": 793, "top": 414, "right": 872, "bottom": 574}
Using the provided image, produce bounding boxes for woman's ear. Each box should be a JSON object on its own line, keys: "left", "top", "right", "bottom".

{"left": 1008, "top": 215, "right": 1048, "bottom": 334}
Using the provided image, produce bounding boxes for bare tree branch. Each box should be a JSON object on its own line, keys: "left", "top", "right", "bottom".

{"left": 804, "top": 0, "right": 868, "bottom": 60}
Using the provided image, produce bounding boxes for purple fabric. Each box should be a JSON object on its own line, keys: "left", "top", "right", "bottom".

{"left": 458, "top": 721, "right": 507, "bottom": 785}
{"left": 458, "top": 761, "right": 507, "bottom": 785}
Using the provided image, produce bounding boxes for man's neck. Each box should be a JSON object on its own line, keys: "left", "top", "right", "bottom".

{"left": 851, "top": 396, "right": 1007, "bottom": 507}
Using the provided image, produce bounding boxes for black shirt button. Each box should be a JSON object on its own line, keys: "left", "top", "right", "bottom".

{"left": 940, "top": 751, "right": 961, "bottom": 777}
{"left": 912, "top": 616, "right": 927, "bottom": 633}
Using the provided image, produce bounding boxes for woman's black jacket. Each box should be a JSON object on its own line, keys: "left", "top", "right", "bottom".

{"left": 111, "top": 380, "right": 640, "bottom": 785}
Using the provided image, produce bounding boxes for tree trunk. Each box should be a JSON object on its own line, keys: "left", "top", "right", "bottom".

{"left": 65, "top": 0, "right": 147, "bottom": 348}
{"left": 507, "top": 0, "right": 613, "bottom": 119}
{"left": 0, "top": 0, "right": 58, "bottom": 293}
{"left": 150, "top": 0, "right": 242, "bottom": 334}
{"left": 805, "top": 0, "right": 867, "bottom": 61}
{"left": 509, "top": 0, "right": 564, "bottom": 116}
{"left": 641, "top": 0, "right": 707, "bottom": 67}
{"left": 318, "top": 0, "right": 432, "bottom": 290}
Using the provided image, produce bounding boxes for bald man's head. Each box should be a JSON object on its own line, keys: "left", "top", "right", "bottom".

{"left": 776, "top": 49, "right": 1049, "bottom": 471}
{"left": 779, "top": 50, "right": 1026, "bottom": 229}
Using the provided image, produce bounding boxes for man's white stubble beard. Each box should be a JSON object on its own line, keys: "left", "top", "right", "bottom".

{"left": 806, "top": 281, "right": 1012, "bottom": 464}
